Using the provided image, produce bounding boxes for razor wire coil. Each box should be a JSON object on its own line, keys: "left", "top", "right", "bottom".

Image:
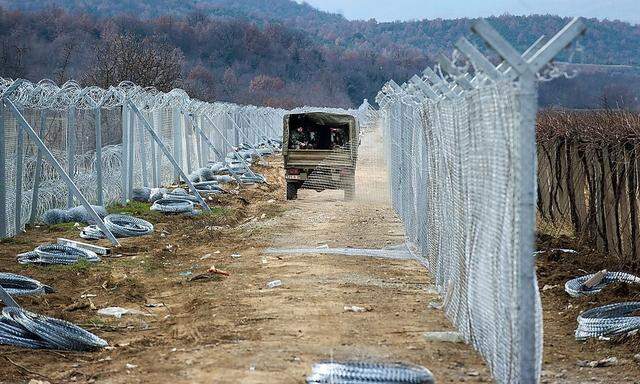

{"left": 575, "top": 302, "right": 640, "bottom": 340}
{"left": 151, "top": 197, "right": 195, "bottom": 214}
{"left": 17, "top": 244, "right": 100, "bottom": 265}
{"left": 193, "top": 181, "right": 224, "bottom": 194}
{"left": 565, "top": 272, "right": 640, "bottom": 298}
{"left": 306, "top": 361, "right": 435, "bottom": 384}
{"left": 80, "top": 214, "right": 154, "bottom": 239}
{"left": 2, "top": 306, "right": 107, "bottom": 351}
{"left": 0, "top": 316, "right": 52, "bottom": 349}
{"left": 0, "top": 273, "right": 54, "bottom": 296}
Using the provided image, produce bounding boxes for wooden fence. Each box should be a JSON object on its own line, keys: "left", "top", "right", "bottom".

{"left": 537, "top": 109, "right": 640, "bottom": 264}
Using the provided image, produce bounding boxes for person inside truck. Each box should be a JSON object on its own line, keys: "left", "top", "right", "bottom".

{"left": 308, "top": 127, "right": 320, "bottom": 149}
{"left": 290, "top": 126, "right": 310, "bottom": 149}
{"left": 330, "top": 127, "right": 345, "bottom": 149}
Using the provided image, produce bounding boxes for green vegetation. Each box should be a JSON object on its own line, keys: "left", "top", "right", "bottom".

{"left": 107, "top": 201, "right": 161, "bottom": 221}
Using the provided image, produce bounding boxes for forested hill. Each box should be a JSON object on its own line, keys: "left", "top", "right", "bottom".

{"left": 1, "top": 0, "right": 639, "bottom": 109}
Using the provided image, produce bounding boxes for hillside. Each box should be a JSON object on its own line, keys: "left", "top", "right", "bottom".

{"left": 0, "top": 0, "right": 638, "bottom": 109}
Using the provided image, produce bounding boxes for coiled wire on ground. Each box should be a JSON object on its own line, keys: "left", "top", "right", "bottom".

{"left": 80, "top": 214, "right": 154, "bottom": 240}
{"left": 565, "top": 272, "right": 640, "bottom": 297}
{"left": 240, "top": 173, "right": 266, "bottom": 184}
{"left": 17, "top": 244, "right": 100, "bottom": 265}
{"left": 575, "top": 302, "right": 640, "bottom": 340}
{"left": 151, "top": 198, "right": 195, "bottom": 214}
{"left": 306, "top": 361, "right": 435, "bottom": 384}
{"left": 0, "top": 286, "right": 107, "bottom": 351}
{"left": 2, "top": 306, "right": 107, "bottom": 351}
{"left": 0, "top": 273, "right": 54, "bottom": 296}
{"left": 193, "top": 181, "right": 224, "bottom": 195}
{"left": 0, "top": 286, "right": 107, "bottom": 350}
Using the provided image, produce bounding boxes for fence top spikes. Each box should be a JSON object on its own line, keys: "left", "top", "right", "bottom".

{"left": 454, "top": 37, "right": 501, "bottom": 81}
{"left": 527, "top": 17, "right": 586, "bottom": 73}
{"left": 0, "top": 78, "right": 25, "bottom": 100}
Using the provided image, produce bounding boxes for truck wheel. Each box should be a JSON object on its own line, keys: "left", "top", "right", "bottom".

{"left": 286, "top": 182, "right": 298, "bottom": 200}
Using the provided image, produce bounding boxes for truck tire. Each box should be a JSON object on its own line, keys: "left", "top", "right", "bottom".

{"left": 286, "top": 182, "right": 298, "bottom": 200}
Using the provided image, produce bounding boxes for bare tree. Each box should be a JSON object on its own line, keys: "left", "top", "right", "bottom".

{"left": 84, "top": 33, "right": 184, "bottom": 91}
{"left": 54, "top": 40, "right": 76, "bottom": 84}
{"left": 0, "top": 39, "right": 29, "bottom": 78}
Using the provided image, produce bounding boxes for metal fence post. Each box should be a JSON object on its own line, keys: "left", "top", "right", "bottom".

{"left": 150, "top": 112, "right": 159, "bottom": 187}
{"left": 138, "top": 111, "right": 149, "bottom": 187}
{"left": 3, "top": 98, "right": 119, "bottom": 246}
{"left": 0, "top": 101, "right": 5, "bottom": 237}
{"left": 127, "top": 108, "right": 135, "bottom": 198}
{"left": 94, "top": 108, "right": 103, "bottom": 206}
{"left": 470, "top": 17, "right": 586, "bottom": 383}
{"left": 203, "top": 113, "right": 258, "bottom": 179}
{"left": 128, "top": 101, "right": 211, "bottom": 212}
{"left": 121, "top": 104, "right": 128, "bottom": 203}
{"left": 172, "top": 107, "right": 181, "bottom": 182}
{"left": 14, "top": 110, "right": 24, "bottom": 234}
{"left": 183, "top": 112, "right": 193, "bottom": 175}
{"left": 67, "top": 106, "right": 76, "bottom": 208}
{"left": 29, "top": 110, "right": 47, "bottom": 223}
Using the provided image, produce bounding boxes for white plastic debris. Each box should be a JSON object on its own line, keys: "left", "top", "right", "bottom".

{"left": 266, "top": 280, "right": 282, "bottom": 289}
{"left": 126, "top": 363, "right": 138, "bottom": 369}
{"left": 423, "top": 331, "right": 465, "bottom": 343}
{"left": 344, "top": 305, "right": 368, "bottom": 313}
{"left": 97, "top": 307, "right": 153, "bottom": 318}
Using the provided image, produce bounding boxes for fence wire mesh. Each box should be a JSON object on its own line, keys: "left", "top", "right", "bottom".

{"left": 378, "top": 80, "right": 543, "bottom": 383}
{"left": 0, "top": 79, "right": 285, "bottom": 238}
{"left": 373, "top": 17, "right": 587, "bottom": 383}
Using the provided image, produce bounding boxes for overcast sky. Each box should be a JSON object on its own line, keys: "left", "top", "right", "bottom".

{"left": 300, "top": 0, "right": 640, "bottom": 24}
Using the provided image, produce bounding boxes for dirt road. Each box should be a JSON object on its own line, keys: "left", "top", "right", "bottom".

{"left": 2, "top": 122, "right": 640, "bottom": 383}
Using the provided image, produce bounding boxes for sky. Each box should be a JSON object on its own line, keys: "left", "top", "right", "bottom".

{"left": 300, "top": 0, "right": 640, "bottom": 24}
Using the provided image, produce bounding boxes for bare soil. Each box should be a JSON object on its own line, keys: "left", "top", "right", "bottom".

{"left": 0, "top": 158, "right": 491, "bottom": 384}
{"left": 0, "top": 139, "right": 638, "bottom": 383}
{"left": 536, "top": 234, "right": 640, "bottom": 384}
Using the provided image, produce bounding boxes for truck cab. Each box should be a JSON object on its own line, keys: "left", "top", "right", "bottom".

{"left": 282, "top": 112, "right": 359, "bottom": 200}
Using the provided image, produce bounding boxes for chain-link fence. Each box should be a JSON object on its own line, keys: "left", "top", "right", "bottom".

{"left": 0, "top": 79, "right": 285, "bottom": 241}
{"left": 376, "top": 18, "right": 586, "bottom": 384}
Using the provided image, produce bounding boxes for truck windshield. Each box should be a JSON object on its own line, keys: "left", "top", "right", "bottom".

{"left": 289, "top": 114, "right": 349, "bottom": 150}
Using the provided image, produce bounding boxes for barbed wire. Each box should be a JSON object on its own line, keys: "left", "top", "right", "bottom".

{"left": 0, "top": 78, "right": 286, "bottom": 115}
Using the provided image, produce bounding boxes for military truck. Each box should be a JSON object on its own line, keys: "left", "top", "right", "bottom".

{"left": 282, "top": 112, "right": 359, "bottom": 200}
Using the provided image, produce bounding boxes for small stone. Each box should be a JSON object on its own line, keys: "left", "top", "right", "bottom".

{"left": 577, "top": 357, "right": 618, "bottom": 368}
{"left": 633, "top": 353, "right": 640, "bottom": 363}
{"left": 125, "top": 363, "right": 138, "bottom": 369}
